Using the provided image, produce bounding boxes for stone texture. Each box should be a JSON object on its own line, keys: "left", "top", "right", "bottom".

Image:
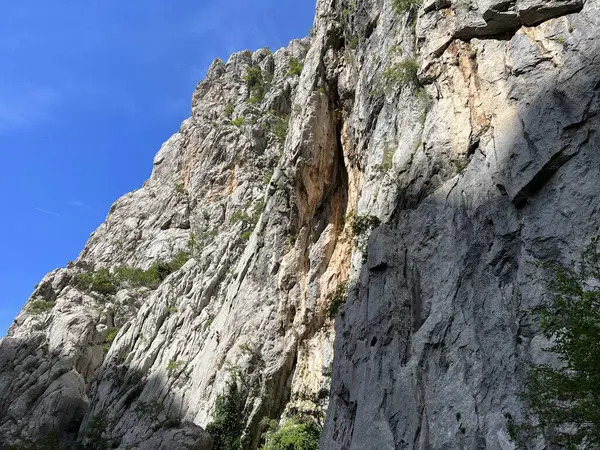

{"left": 321, "top": 0, "right": 600, "bottom": 449}
{"left": 1, "top": 0, "right": 600, "bottom": 449}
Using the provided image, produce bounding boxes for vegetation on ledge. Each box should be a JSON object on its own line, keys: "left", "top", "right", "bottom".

{"left": 75, "top": 251, "right": 190, "bottom": 295}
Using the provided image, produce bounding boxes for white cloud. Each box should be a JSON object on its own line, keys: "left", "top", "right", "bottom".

{"left": 69, "top": 200, "right": 86, "bottom": 208}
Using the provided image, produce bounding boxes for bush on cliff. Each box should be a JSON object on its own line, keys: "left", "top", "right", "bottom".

{"left": 75, "top": 252, "right": 190, "bottom": 295}
{"left": 509, "top": 235, "right": 600, "bottom": 448}
{"left": 205, "top": 377, "right": 248, "bottom": 450}
{"left": 260, "top": 419, "right": 320, "bottom": 450}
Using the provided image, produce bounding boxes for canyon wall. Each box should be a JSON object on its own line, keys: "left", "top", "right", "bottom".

{"left": 1, "top": 0, "right": 599, "bottom": 449}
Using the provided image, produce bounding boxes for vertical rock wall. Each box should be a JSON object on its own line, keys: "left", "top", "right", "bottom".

{"left": 1, "top": 0, "right": 599, "bottom": 449}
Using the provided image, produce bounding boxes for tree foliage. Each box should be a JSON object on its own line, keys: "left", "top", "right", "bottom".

{"left": 243, "top": 67, "right": 270, "bottom": 104}
{"left": 260, "top": 420, "right": 320, "bottom": 450}
{"left": 382, "top": 59, "right": 419, "bottom": 90}
{"left": 27, "top": 299, "right": 55, "bottom": 316}
{"left": 4, "top": 433, "right": 59, "bottom": 450}
{"left": 510, "top": 235, "right": 600, "bottom": 449}
{"left": 206, "top": 377, "right": 248, "bottom": 450}
{"left": 75, "top": 252, "right": 190, "bottom": 295}
{"left": 287, "top": 58, "right": 304, "bottom": 76}
{"left": 327, "top": 283, "right": 348, "bottom": 319}
{"left": 392, "top": 0, "right": 422, "bottom": 14}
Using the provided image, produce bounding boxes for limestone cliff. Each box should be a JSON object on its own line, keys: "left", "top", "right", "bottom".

{"left": 1, "top": 0, "right": 599, "bottom": 449}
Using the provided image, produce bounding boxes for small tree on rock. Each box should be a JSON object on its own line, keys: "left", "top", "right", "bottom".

{"left": 510, "top": 236, "right": 600, "bottom": 448}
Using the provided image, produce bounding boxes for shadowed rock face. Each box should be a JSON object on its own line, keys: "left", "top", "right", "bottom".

{"left": 320, "top": 0, "right": 600, "bottom": 449}
{"left": 1, "top": 0, "right": 599, "bottom": 449}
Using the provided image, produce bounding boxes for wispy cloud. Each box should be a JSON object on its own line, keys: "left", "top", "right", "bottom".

{"left": 68, "top": 199, "right": 98, "bottom": 214}
{"left": 69, "top": 199, "right": 88, "bottom": 208}
{"left": 0, "top": 83, "right": 61, "bottom": 132}
{"left": 34, "top": 207, "right": 61, "bottom": 217}
{"left": 69, "top": 199, "right": 108, "bottom": 218}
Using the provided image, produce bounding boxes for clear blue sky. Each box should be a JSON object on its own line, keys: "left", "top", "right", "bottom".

{"left": 0, "top": 1, "right": 315, "bottom": 337}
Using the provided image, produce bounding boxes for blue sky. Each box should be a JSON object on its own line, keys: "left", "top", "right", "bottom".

{"left": 0, "top": 1, "right": 315, "bottom": 336}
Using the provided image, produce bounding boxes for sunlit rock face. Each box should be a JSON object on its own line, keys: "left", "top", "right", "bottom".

{"left": 1, "top": 0, "right": 600, "bottom": 448}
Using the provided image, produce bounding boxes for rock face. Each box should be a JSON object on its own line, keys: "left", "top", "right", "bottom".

{"left": 1, "top": 0, "right": 599, "bottom": 449}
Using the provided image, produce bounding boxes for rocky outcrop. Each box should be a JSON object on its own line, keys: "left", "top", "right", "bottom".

{"left": 319, "top": 0, "right": 600, "bottom": 449}
{"left": 1, "top": 0, "right": 599, "bottom": 449}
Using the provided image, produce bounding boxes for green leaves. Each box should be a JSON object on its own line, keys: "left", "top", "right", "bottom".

{"left": 206, "top": 378, "right": 248, "bottom": 450}
{"left": 392, "top": 0, "right": 422, "bottom": 14}
{"left": 511, "top": 236, "right": 600, "bottom": 448}
{"left": 327, "top": 283, "right": 348, "bottom": 319}
{"left": 3, "top": 433, "right": 59, "bottom": 450}
{"left": 224, "top": 102, "right": 235, "bottom": 117}
{"left": 351, "top": 214, "right": 381, "bottom": 239}
{"left": 382, "top": 59, "right": 419, "bottom": 90}
{"left": 230, "top": 117, "right": 245, "bottom": 127}
{"left": 75, "top": 252, "right": 191, "bottom": 295}
{"left": 260, "top": 420, "right": 320, "bottom": 450}
{"left": 244, "top": 66, "right": 270, "bottom": 104}
{"left": 27, "top": 299, "right": 55, "bottom": 316}
{"left": 287, "top": 58, "right": 304, "bottom": 76}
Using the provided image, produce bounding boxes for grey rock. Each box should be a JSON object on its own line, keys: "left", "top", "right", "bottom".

{"left": 1, "top": 0, "right": 600, "bottom": 449}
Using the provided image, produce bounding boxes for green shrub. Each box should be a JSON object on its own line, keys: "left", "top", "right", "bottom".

{"left": 252, "top": 200, "right": 266, "bottom": 223}
{"left": 77, "top": 252, "right": 190, "bottom": 295}
{"left": 232, "top": 202, "right": 263, "bottom": 227}
{"left": 239, "top": 341, "right": 265, "bottom": 373}
{"left": 452, "top": 158, "right": 469, "bottom": 174}
{"left": 352, "top": 215, "right": 381, "bottom": 238}
{"left": 188, "top": 231, "right": 200, "bottom": 256}
{"left": 81, "top": 412, "right": 109, "bottom": 450}
{"left": 113, "top": 266, "right": 156, "bottom": 288}
{"left": 262, "top": 170, "right": 274, "bottom": 185}
{"left": 327, "top": 283, "right": 348, "bottom": 319}
{"left": 415, "top": 87, "right": 432, "bottom": 123}
{"left": 260, "top": 419, "right": 321, "bottom": 450}
{"left": 350, "top": 214, "right": 381, "bottom": 258}
{"left": 348, "top": 36, "right": 359, "bottom": 49}
{"left": 244, "top": 66, "right": 269, "bottom": 104}
{"left": 231, "top": 209, "right": 249, "bottom": 224}
{"left": 374, "top": 147, "right": 394, "bottom": 173}
{"left": 102, "top": 327, "right": 120, "bottom": 353}
{"left": 136, "top": 400, "right": 165, "bottom": 420}
{"left": 342, "top": 0, "right": 357, "bottom": 18}
{"left": 167, "top": 360, "right": 186, "bottom": 378}
{"left": 383, "top": 59, "right": 419, "bottom": 89}
{"left": 287, "top": 58, "right": 304, "bottom": 76}
{"left": 206, "top": 377, "right": 248, "bottom": 450}
{"left": 316, "top": 387, "right": 330, "bottom": 401}
{"left": 168, "top": 251, "right": 190, "bottom": 272}
{"left": 224, "top": 102, "right": 235, "bottom": 117}
{"left": 244, "top": 66, "right": 262, "bottom": 87}
{"left": 272, "top": 115, "right": 290, "bottom": 145}
{"left": 174, "top": 183, "right": 186, "bottom": 195}
{"left": 509, "top": 236, "right": 600, "bottom": 449}
{"left": 240, "top": 231, "right": 252, "bottom": 241}
{"left": 4, "top": 433, "right": 59, "bottom": 450}
{"left": 392, "top": 0, "right": 422, "bottom": 14}
{"left": 230, "top": 117, "right": 245, "bottom": 127}
{"left": 75, "top": 268, "right": 118, "bottom": 295}
{"left": 27, "top": 299, "right": 55, "bottom": 316}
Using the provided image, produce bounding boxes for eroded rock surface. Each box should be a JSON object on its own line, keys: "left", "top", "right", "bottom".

{"left": 1, "top": 0, "right": 599, "bottom": 449}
